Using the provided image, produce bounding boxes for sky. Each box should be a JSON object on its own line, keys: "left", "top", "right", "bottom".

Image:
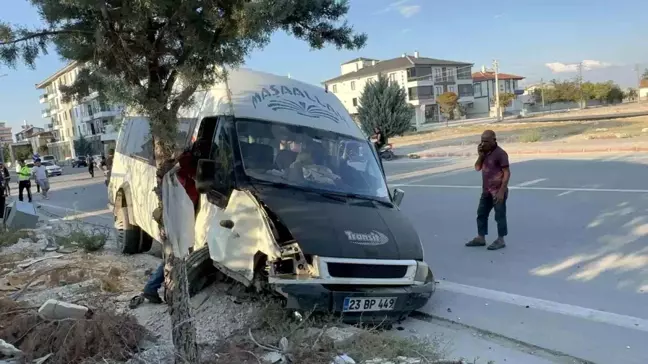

{"left": 1, "top": 0, "right": 648, "bottom": 136}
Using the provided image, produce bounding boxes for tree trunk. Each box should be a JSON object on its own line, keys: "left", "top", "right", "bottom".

{"left": 152, "top": 130, "right": 199, "bottom": 364}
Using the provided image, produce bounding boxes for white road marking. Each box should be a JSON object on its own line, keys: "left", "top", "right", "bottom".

{"left": 47, "top": 209, "right": 112, "bottom": 222}
{"left": 391, "top": 184, "right": 648, "bottom": 193}
{"left": 436, "top": 281, "right": 648, "bottom": 333}
{"left": 515, "top": 178, "right": 546, "bottom": 187}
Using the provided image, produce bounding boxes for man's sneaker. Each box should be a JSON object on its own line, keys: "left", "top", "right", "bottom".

{"left": 487, "top": 238, "right": 506, "bottom": 250}
{"left": 142, "top": 292, "right": 163, "bottom": 304}
{"left": 466, "top": 237, "right": 486, "bottom": 247}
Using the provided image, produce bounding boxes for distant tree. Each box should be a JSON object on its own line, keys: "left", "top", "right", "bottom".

{"left": 2, "top": 144, "right": 10, "bottom": 163}
{"left": 580, "top": 82, "right": 597, "bottom": 100}
{"left": 627, "top": 88, "right": 638, "bottom": 101}
{"left": 606, "top": 85, "right": 624, "bottom": 104}
{"left": 74, "top": 135, "right": 93, "bottom": 157}
{"left": 14, "top": 145, "right": 32, "bottom": 163}
{"left": 357, "top": 73, "right": 414, "bottom": 139}
{"left": 437, "top": 92, "right": 459, "bottom": 120}
{"left": 642, "top": 69, "right": 648, "bottom": 79}
{"left": 497, "top": 92, "right": 516, "bottom": 109}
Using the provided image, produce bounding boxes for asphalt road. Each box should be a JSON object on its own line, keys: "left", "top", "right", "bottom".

{"left": 386, "top": 153, "right": 648, "bottom": 364}
{"left": 16, "top": 153, "right": 648, "bottom": 363}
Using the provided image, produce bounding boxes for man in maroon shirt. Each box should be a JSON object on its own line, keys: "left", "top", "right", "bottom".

{"left": 466, "top": 130, "right": 510, "bottom": 250}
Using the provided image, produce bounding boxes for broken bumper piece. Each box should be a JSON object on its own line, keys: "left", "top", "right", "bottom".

{"left": 276, "top": 281, "right": 435, "bottom": 324}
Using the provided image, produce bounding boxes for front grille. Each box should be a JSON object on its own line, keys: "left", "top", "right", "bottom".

{"left": 326, "top": 263, "right": 408, "bottom": 279}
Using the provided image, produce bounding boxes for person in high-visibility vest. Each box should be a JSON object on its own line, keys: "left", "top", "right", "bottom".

{"left": 17, "top": 160, "right": 32, "bottom": 203}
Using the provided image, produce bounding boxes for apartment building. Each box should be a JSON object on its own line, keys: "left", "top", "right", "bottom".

{"left": 36, "top": 62, "right": 123, "bottom": 160}
{"left": 471, "top": 68, "right": 525, "bottom": 117}
{"left": 15, "top": 124, "right": 45, "bottom": 142}
{"left": 323, "top": 52, "right": 474, "bottom": 127}
{"left": 0, "top": 121, "right": 12, "bottom": 143}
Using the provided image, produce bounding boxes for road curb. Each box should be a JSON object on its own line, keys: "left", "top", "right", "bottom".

{"left": 406, "top": 146, "right": 648, "bottom": 158}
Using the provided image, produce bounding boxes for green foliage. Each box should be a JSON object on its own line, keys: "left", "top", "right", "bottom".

{"left": 74, "top": 135, "right": 92, "bottom": 156}
{"left": 1, "top": 0, "right": 366, "bottom": 159}
{"left": 642, "top": 69, "right": 648, "bottom": 79}
{"left": 498, "top": 92, "right": 516, "bottom": 108}
{"left": 13, "top": 145, "right": 32, "bottom": 163}
{"left": 2, "top": 144, "right": 9, "bottom": 162}
{"left": 627, "top": 88, "right": 638, "bottom": 101}
{"left": 535, "top": 80, "right": 625, "bottom": 105}
{"left": 436, "top": 92, "right": 459, "bottom": 120}
{"left": 357, "top": 73, "right": 414, "bottom": 139}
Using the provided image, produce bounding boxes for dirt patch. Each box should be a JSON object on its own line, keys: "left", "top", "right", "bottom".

{"left": 0, "top": 299, "right": 147, "bottom": 364}
{"left": 393, "top": 116, "right": 648, "bottom": 149}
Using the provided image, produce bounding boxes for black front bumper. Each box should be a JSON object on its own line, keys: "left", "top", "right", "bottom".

{"left": 276, "top": 281, "right": 435, "bottom": 324}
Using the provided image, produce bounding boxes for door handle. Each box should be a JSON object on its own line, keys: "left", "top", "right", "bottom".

{"left": 220, "top": 219, "right": 234, "bottom": 229}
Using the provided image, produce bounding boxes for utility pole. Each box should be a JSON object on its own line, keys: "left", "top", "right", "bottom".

{"left": 634, "top": 64, "right": 641, "bottom": 103}
{"left": 540, "top": 78, "right": 545, "bottom": 108}
{"left": 493, "top": 59, "right": 501, "bottom": 121}
{"left": 576, "top": 62, "right": 584, "bottom": 108}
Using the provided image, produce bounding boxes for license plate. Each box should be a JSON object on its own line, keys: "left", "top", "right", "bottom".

{"left": 343, "top": 297, "right": 397, "bottom": 312}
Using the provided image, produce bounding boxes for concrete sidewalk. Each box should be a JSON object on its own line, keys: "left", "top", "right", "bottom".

{"left": 398, "top": 139, "right": 648, "bottom": 158}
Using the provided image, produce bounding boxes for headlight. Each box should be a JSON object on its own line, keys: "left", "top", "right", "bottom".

{"left": 414, "top": 262, "right": 433, "bottom": 283}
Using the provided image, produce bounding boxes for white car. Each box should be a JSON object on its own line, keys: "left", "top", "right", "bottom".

{"left": 42, "top": 161, "right": 63, "bottom": 177}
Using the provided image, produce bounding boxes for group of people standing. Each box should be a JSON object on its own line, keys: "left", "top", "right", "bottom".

{"left": 16, "top": 158, "right": 51, "bottom": 202}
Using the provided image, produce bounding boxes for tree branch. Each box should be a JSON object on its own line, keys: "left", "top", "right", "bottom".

{"left": 0, "top": 29, "right": 93, "bottom": 46}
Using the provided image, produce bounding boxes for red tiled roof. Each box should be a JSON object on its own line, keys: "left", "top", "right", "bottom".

{"left": 472, "top": 71, "right": 524, "bottom": 82}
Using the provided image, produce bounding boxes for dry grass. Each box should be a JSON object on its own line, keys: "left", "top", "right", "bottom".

{"left": 208, "top": 303, "right": 445, "bottom": 364}
{"left": 393, "top": 116, "right": 648, "bottom": 148}
{"left": 0, "top": 298, "right": 147, "bottom": 364}
{"left": 56, "top": 229, "right": 109, "bottom": 252}
{"left": 0, "top": 229, "right": 30, "bottom": 247}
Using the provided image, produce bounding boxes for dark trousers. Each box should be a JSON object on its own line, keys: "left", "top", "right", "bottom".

{"left": 143, "top": 263, "right": 164, "bottom": 295}
{"left": 477, "top": 191, "right": 508, "bottom": 237}
{"left": 18, "top": 180, "right": 32, "bottom": 202}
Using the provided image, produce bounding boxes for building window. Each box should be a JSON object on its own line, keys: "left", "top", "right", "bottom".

{"left": 474, "top": 83, "right": 482, "bottom": 97}
{"left": 350, "top": 81, "right": 356, "bottom": 91}
{"left": 352, "top": 98, "right": 358, "bottom": 106}
{"left": 435, "top": 86, "right": 443, "bottom": 96}
{"left": 408, "top": 86, "right": 434, "bottom": 100}
{"left": 448, "top": 85, "right": 456, "bottom": 93}
{"left": 389, "top": 73, "right": 396, "bottom": 83}
{"left": 332, "top": 84, "right": 337, "bottom": 93}
{"left": 499, "top": 82, "right": 505, "bottom": 92}
{"left": 457, "top": 66, "right": 472, "bottom": 80}
{"left": 458, "top": 84, "right": 474, "bottom": 97}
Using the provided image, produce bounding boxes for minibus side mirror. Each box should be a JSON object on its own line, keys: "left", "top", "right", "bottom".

{"left": 196, "top": 159, "right": 221, "bottom": 193}
{"left": 392, "top": 188, "right": 405, "bottom": 207}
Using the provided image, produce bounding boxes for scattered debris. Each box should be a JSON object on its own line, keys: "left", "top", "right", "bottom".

{"left": 17, "top": 254, "right": 63, "bottom": 270}
{"left": 0, "top": 339, "right": 22, "bottom": 357}
{"left": 37, "top": 299, "right": 91, "bottom": 320}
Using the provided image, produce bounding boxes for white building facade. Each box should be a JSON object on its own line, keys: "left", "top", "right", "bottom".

{"left": 323, "top": 53, "right": 474, "bottom": 128}
{"left": 471, "top": 69, "right": 525, "bottom": 118}
{"left": 36, "top": 62, "right": 122, "bottom": 160}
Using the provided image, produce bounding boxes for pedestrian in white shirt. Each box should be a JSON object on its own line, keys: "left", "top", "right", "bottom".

{"left": 31, "top": 159, "right": 50, "bottom": 199}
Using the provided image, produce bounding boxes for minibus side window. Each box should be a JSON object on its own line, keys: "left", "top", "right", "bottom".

{"left": 208, "top": 119, "right": 235, "bottom": 207}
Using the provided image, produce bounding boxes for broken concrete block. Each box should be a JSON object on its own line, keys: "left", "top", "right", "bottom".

{"left": 0, "top": 339, "right": 22, "bottom": 357}
{"left": 261, "top": 351, "right": 285, "bottom": 363}
{"left": 331, "top": 354, "right": 356, "bottom": 364}
{"left": 38, "top": 299, "right": 90, "bottom": 320}
{"left": 4, "top": 201, "right": 39, "bottom": 231}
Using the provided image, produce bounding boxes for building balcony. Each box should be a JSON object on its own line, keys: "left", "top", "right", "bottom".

{"left": 41, "top": 108, "right": 51, "bottom": 118}
{"left": 406, "top": 78, "right": 435, "bottom": 88}
{"left": 434, "top": 75, "right": 455, "bottom": 83}
{"left": 39, "top": 94, "right": 48, "bottom": 104}
{"left": 81, "top": 91, "right": 99, "bottom": 103}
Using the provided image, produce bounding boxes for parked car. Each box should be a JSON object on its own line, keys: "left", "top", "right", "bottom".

{"left": 42, "top": 161, "right": 63, "bottom": 177}
{"left": 41, "top": 155, "right": 57, "bottom": 165}
{"left": 72, "top": 156, "right": 88, "bottom": 168}
{"left": 108, "top": 68, "right": 435, "bottom": 324}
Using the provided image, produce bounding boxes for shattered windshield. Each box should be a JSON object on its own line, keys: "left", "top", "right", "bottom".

{"left": 235, "top": 119, "right": 389, "bottom": 200}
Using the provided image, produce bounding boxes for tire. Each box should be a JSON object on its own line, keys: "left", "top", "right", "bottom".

{"left": 186, "top": 246, "right": 218, "bottom": 297}
{"left": 114, "top": 201, "right": 141, "bottom": 255}
{"left": 140, "top": 231, "right": 153, "bottom": 252}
